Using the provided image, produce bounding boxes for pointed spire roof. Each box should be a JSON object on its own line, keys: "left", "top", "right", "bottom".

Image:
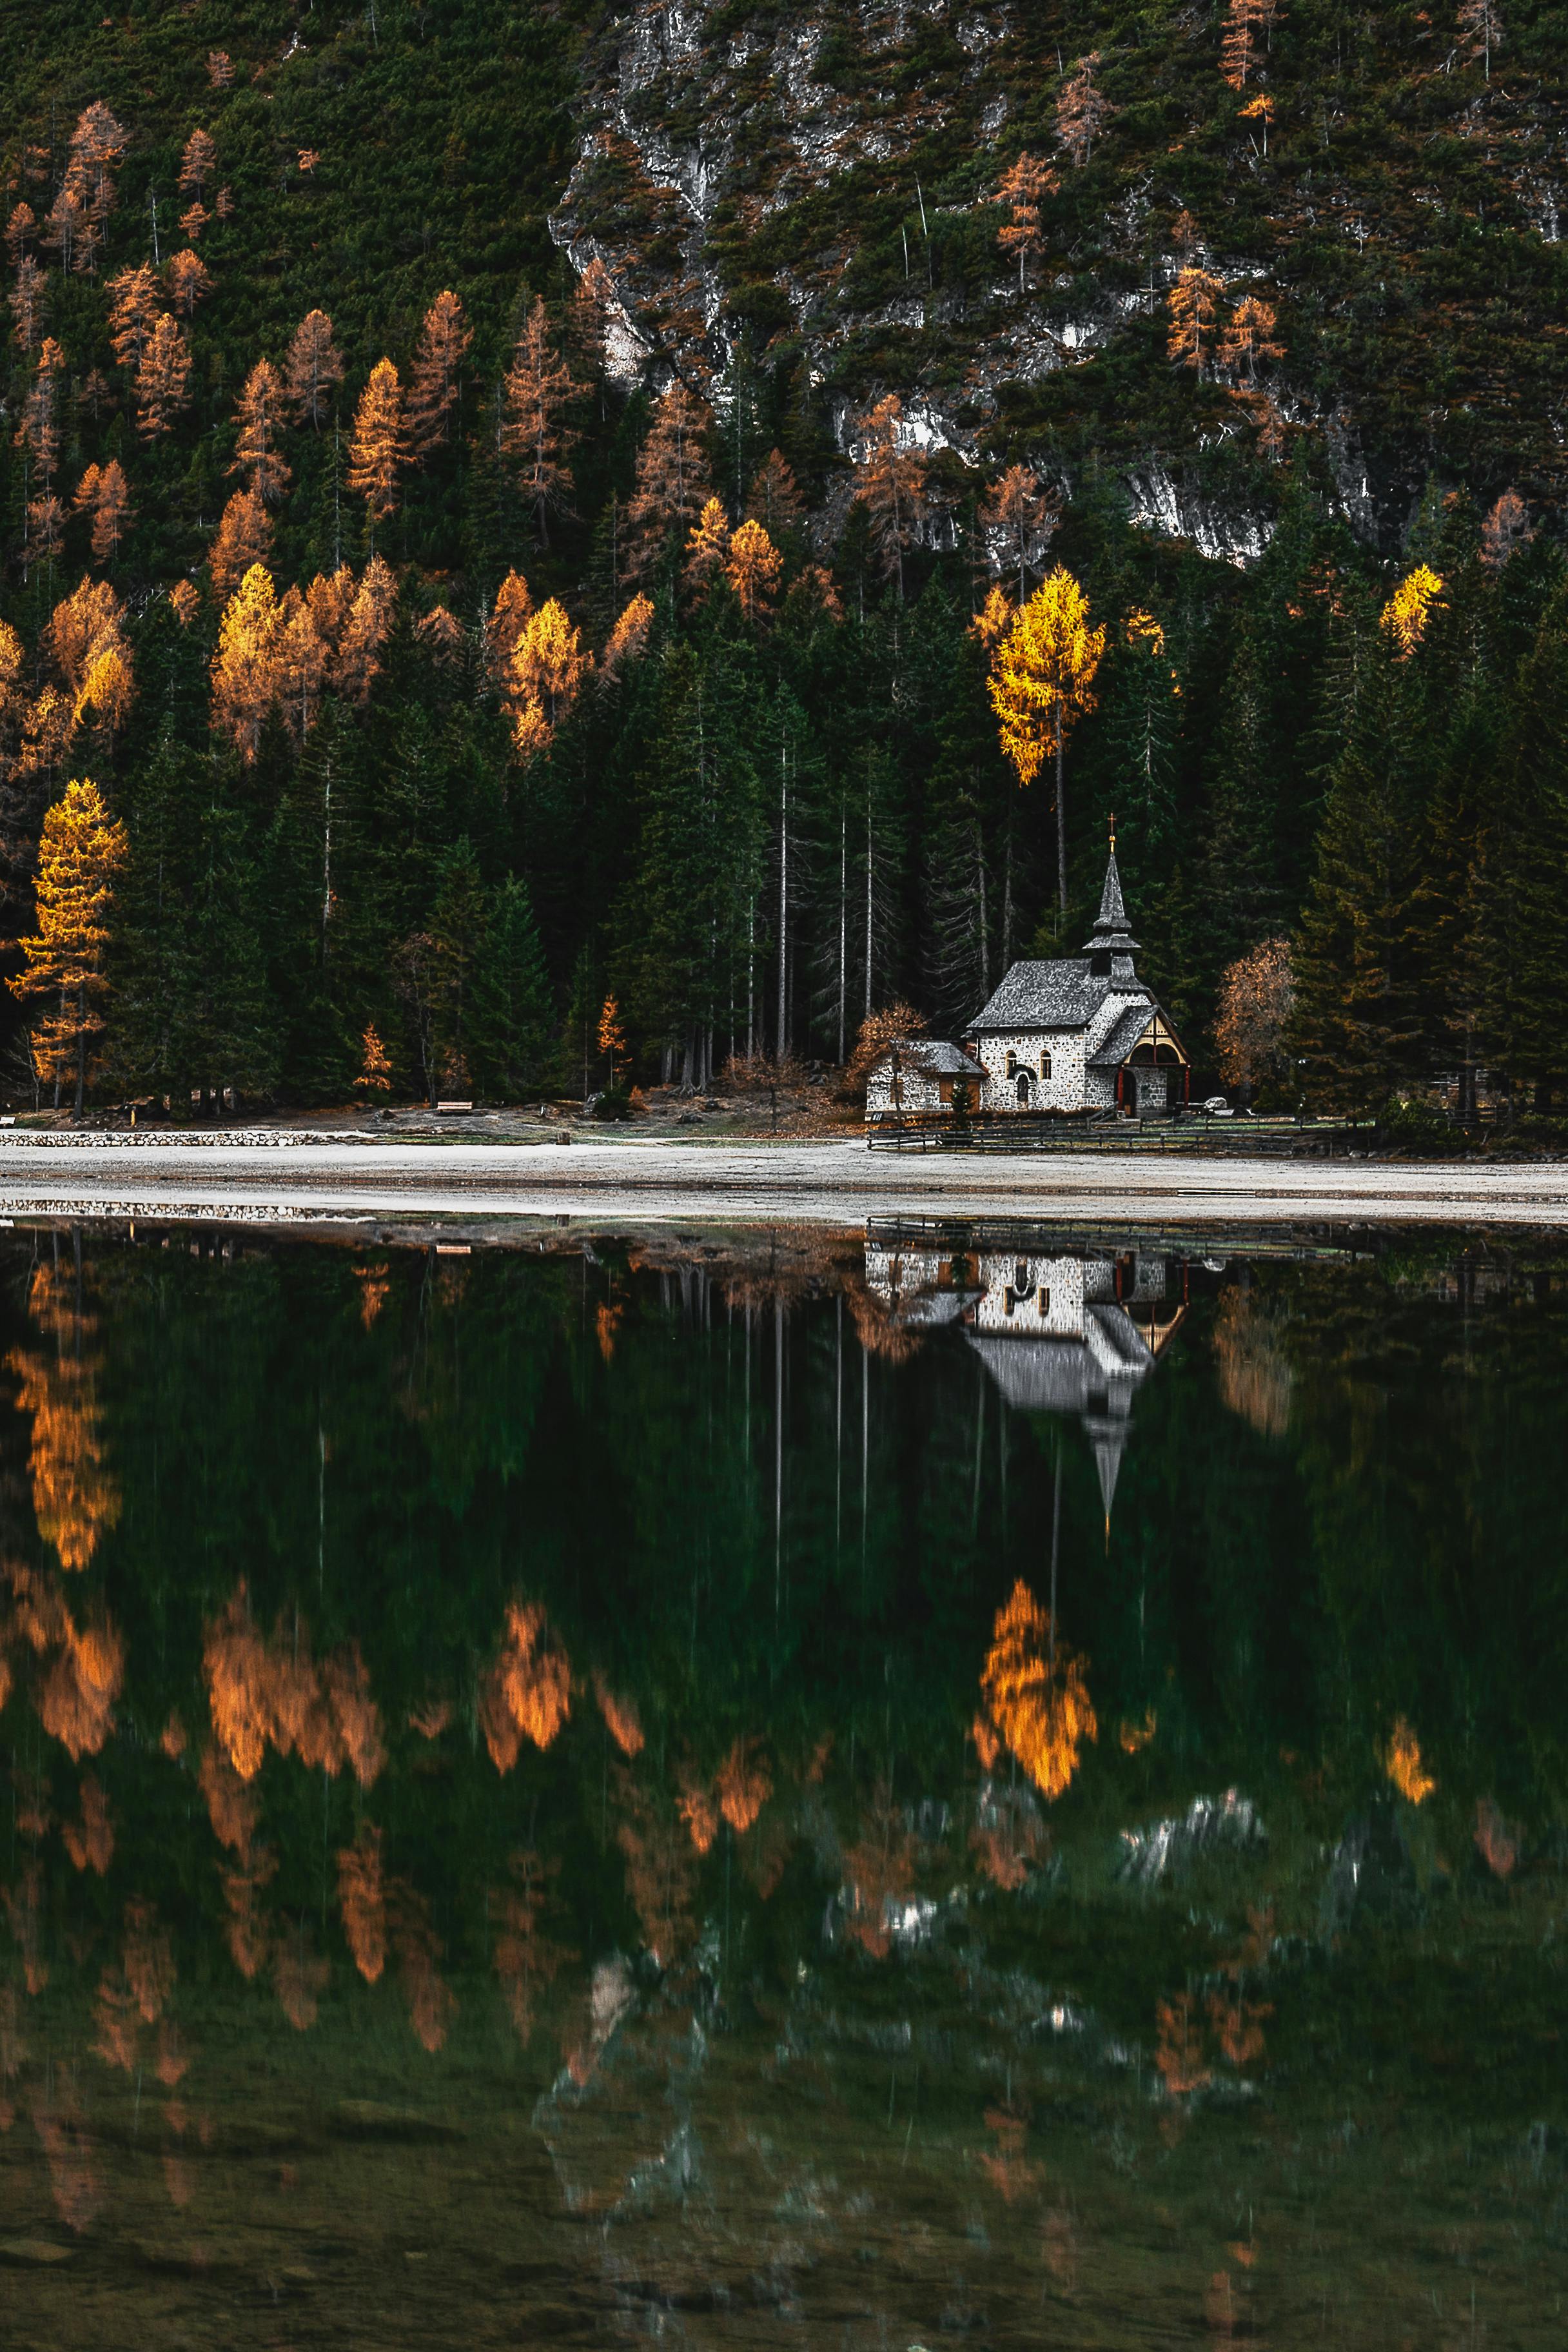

{"left": 1083, "top": 848, "right": 1139, "bottom": 956}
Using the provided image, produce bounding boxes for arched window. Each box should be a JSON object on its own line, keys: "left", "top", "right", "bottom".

{"left": 1039, "top": 1052, "right": 1052, "bottom": 1081}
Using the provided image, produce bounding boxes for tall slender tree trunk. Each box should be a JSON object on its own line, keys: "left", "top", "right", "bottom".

{"left": 1055, "top": 707, "right": 1067, "bottom": 918}
{"left": 777, "top": 744, "right": 789, "bottom": 1062}
{"left": 838, "top": 810, "right": 847, "bottom": 1064}
{"left": 75, "top": 985, "right": 85, "bottom": 1119}
{"left": 865, "top": 798, "right": 874, "bottom": 1018}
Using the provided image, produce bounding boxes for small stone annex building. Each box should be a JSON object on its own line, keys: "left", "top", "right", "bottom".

{"left": 865, "top": 849, "right": 1190, "bottom": 1125}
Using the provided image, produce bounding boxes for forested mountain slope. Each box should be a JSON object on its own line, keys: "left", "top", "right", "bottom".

{"left": 2, "top": 2, "right": 1567, "bottom": 1111}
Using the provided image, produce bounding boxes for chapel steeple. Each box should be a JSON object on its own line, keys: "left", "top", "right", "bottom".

{"left": 1083, "top": 843, "right": 1139, "bottom": 970}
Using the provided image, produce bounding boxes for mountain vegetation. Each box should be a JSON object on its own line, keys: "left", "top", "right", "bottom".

{"left": 2, "top": 3, "right": 1567, "bottom": 1110}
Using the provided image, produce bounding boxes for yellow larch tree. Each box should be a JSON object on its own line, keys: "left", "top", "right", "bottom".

{"left": 602, "top": 592, "right": 655, "bottom": 681}
{"left": 681, "top": 495, "right": 732, "bottom": 603}
{"left": 487, "top": 570, "right": 534, "bottom": 691}
{"left": 1167, "top": 265, "right": 1226, "bottom": 380}
{"left": 10, "top": 777, "right": 128, "bottom": 1116}
{"left": 725, "top": 518, "right": 783, "bottom": 623}
{"left": 505, "top": 600, "right": 589, "bottom": 757}
{"left": 501, "top": 298, "right": 577, "bottom": 545}
{"left": 988, "top": 566, "right": 1105, "bottom": 916}
{"left": 1380, "top": 564, "right": 1444, "bottom": 658}
{"left": 346, "top": 358, "right": 407, "bottom": 534}
{"left": 210, "top": 564, "right": 283, "bottom": 761}
{"left": 406, "top": 289, "right": 472, "bottom": 459}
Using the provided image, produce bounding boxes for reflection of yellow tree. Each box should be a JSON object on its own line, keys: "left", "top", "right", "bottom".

{"left": 7, "top": 1261, "right": 121, "bottom": 1570}
{"left": 975, "top": 1580, "right": 1097, "bottom": 1801}
{"left": 478, "top": 1600, "right": 571, "bottom": 1771}
{"left": 1386, "top": 1716, "right": 1435, "bottom": 1803}
{"left": 203, "top": 1584, "right": 385, "bottom": 1785}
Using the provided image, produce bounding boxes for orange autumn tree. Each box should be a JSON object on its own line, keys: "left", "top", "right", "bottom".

{"left": 988, "top": 566, "right": 1105, "bottom": 915}
{"left": 230, "top": 358, "right": 291, "bottom": 504}
{"left": 72, "top": 460, "right": 133, "bottom": 563}
{"left": 504, "top": 600, "right": 589, "bottom": 756}
{"left": 725, "top": 518, "right": 783, "bottom": 623}
{"left": 745, "top": 447, "right": 805, "bottom": 536}
{"left": 6, "top": 1261, "right": 122, "bottom": 1570}
{"left": 164, "top": 248, "right": 213, "bottom": 319}
{"left": 995, "top": 153, "right": 1058, "bottom": 293}
{"left": 501, "top": 297, "right": 576, "bottom": 545}
{"left": 406, "top": 289, "right": 471, "bottom": 458}
{"left": 135, "top": 313, "right": 192, "bottom": 438}
{"left": 106, "top": 263, "right": 161, "bottom": 372}
{"left": 851, "top": 393, "right": 927, "bottom": 597}
{"left": 210, "top": 563, "right": 282, "bottom": 761}
{"left": 10, "top": 778, "right": 127, "bottom": 1116}
{"left": 208, "top": 488, "right": 274, "bottom": 596}
{"left": 974, "top": 1580, "right": 1097, "bottom": 1802}
{"left": 347, "top": 358, "right": 407, "bottom": 534}
{"left": 625, "top": 380, "right": 714, "bottom": 578}
{"left": 179, "top": 127, "right": 217, "bottom": 194}
{"left": 284, "top": 308, "right": 344, "bottom": 429}
{"left": 682, "top": 496, "right": 732, "bottom": 603}
{"left": 979, "top": 464, "right": 1059, "bottom": 603}
{"left": 1168, "top": 266, "right": 1226, "bottom": 380}
{"left": 1056, "top": 50, "right": 1114, "bottom": 164}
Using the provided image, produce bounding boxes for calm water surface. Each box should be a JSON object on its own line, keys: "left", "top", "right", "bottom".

{"left": 1, "top": 1219, "right": 1566, "bottom": 2348}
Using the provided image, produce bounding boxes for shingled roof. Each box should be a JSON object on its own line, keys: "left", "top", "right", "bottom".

{"left": 967, "top": 852, "right": 1185, "bottom": 1061}
{"left": 870, "top": 1038, "right": 984, "bottom": 1077}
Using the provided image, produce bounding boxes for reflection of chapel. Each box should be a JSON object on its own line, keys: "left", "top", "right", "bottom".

{"left": 863, "top": 850, "right": 1189, "bottom": 1124}
{"left": 861, "top": 1239, "right": 1186, "bottom": 1525}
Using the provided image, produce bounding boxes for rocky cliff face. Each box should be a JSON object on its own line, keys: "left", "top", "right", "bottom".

{"left": 549, "top": 0, "right": 1568, "bottom": 558}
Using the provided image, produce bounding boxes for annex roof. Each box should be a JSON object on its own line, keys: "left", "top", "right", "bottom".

{"left": 870, "top": 1038, "right": 984, "bottom": 1077}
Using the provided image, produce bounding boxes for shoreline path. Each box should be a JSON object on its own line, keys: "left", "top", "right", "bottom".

{"left": 0, "top": 1132, "right": 1564, "bottom": 1226}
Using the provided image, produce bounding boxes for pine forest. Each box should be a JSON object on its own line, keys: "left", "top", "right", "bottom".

{"left": 4, "top": 0, "right": 1568, "bottom": 1117}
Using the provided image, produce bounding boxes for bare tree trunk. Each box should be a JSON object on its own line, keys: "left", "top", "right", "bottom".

{"left": 776, "top": 744, "right": 789, "bottom": 1062}
{"left": 1055, "top": 708, "right": 1067, "bottom": 918}
{"left": 864, "top": 798, "right": 874, "bottom": 1019}
{"left": 838, "top": 811, "right": 847, "bottom": 1064}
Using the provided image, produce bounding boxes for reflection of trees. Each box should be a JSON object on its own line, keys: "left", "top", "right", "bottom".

{"left": 1212, "top": 1283, "right": 1293, "bottom": 1438}
{"left": 479, "top": 1599, "right": 571, "bottom": 1770}
{"left": 203, "top": 1584, "right": 385, "bottom": 1785}
{"left": 6, "top": 1259, "right": 121, "bottom": 1570}
{"left": 974, "top": 1580, "right": 1097, "bottom": 1801}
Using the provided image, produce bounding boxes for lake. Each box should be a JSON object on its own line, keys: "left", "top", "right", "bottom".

{"left": 1, "top": 1216, "right": 1565, "bottom": 2347}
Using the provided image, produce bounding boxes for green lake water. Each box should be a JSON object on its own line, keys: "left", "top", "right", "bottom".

{"left": 1, "top": 1218, "right": 1566, "bottom": 2347}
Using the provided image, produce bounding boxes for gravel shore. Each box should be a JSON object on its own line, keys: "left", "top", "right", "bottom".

{"left": 0, "top": 1131, "right": 1562, "bottom": 1227}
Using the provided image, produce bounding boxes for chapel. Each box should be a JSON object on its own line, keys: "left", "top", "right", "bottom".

{"left": 863, "top": 847, "right": 1190, "bottom": 1124}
